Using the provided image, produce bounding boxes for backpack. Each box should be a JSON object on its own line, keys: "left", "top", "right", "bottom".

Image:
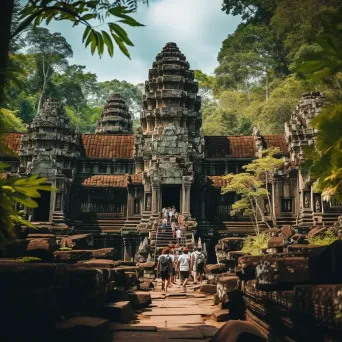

{"left": 196, "top": 253, "right": 205, "bottom": 267}
{"left": 159, "top": 255, "right": 170, "bottom": 272}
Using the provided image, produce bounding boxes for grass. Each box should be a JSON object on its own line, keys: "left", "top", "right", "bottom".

{"left": 242, "top": 233, "right": 269, "bottom": 256}
{"left": 308, "top": 230, "right": 338, "bottom": 246}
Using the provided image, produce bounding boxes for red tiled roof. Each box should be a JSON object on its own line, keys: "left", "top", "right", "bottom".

{"left": 82, "top": 174, "right": 143, "bottom": 188}
{"left": 263, "top": 134, "right": 288, "bottom": 154}
{"left": 208, "top": 176, "right": 230, "bottom": 188}
{"left": 81, "top": 134, "right": 134, "bottom": 159}
{"left": 204, "top": 136, "right": 256, "bottom": 158}
{"left": 0, "top": 133, "right": 23, "bottom": 156}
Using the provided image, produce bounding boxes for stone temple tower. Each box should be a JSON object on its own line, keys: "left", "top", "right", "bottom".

{"left": 135, "top": 42, "right": 204, "bottom": 226}
{"left": 96, "top": 93, "right": 133, "bottom": 134}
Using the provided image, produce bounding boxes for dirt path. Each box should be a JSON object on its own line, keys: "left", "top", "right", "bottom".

{"left": 111, "top": 280, "right": 224, "bottom": 341}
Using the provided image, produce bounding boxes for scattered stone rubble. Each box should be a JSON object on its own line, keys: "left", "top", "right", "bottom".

{"left": 204, "top": 224, "right": 342, "bottom": 341}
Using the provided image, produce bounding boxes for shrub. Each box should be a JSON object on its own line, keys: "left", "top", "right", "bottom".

{"left": 242, "top": 233, "right": 269, "bottom": 255}
{"left": 308, "top": 230, "right": 338, "bottom": 246}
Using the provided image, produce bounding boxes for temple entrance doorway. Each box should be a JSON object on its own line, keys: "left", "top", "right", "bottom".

{"left": 32, "top": 191, "right": 51, "bottom": 222}
{"left": 162, "top": 185, "right": 181, "bottom": 212}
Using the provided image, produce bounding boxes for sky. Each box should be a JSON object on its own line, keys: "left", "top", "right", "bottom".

{"left": 45, "top": 0, "right": 241, "bottom": 84}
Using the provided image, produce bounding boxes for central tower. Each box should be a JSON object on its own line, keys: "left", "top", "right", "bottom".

{"left": 135, "top": 42, "right": 204, "bottom": 226}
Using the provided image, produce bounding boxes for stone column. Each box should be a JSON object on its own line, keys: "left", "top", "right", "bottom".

{"left": 123, "top": 238, "right": 131, "bottom": 261}
{"left": 152, "top": 182, "right": 161, "bottom": 215}
{"left": 126, "top": 189, "right": 134, "bottom": 218}
{"left": 182, "top": 177, "right": 192, "bottom": 217}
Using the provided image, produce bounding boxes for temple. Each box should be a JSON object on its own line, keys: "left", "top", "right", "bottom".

{"left": 1, "top": 42, "right": 341, "bottom": 262}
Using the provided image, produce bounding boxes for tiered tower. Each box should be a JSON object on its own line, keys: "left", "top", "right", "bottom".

{"left": 135, "top": 42, "right": 204, "bottom": 226}
{"left": 96, "top": 93, "right": 133, "bottom": 134}
{"left": 20, "top": 98, "right": 80, "bottom": 177}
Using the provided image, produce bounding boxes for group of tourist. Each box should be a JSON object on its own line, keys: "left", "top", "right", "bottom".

{"left": 161, "top": 206, "right": 186, "bottom": 245}
{"left": 157, "top": 246, "right": 206, "bottom": 294}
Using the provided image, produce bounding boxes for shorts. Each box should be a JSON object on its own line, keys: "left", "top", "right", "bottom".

{"left": 160, "top": 270, "right": 169, "bottom": 280}
{"left": 196, "top": 264, "right": 204, "bottom": 274}
{"left": 180, "top": 271, "right": 189, "bottom": 281}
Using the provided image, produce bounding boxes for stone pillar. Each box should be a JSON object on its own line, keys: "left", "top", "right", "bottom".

{"left": 127, "top": 189, "right": 134, "bottom": 218}
{"left": 152, "top": 183, "right": 161, "bottom": 215}
{"left": 123, "top": 238, "right": 131, "bottom": 261}
{"left": 182, "top": 177, "right": 192, "bottom": 217}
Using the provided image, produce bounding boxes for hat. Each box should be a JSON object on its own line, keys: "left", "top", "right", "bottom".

{"left": 183, "top": 247, "right": 189, "bottom": 252}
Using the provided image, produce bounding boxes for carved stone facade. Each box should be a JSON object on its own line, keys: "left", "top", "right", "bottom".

{"left": 96, "top": 93, "right": 133, "bottom": 134}
{"left": 1, "top": 44, "right": 341, "bottom": 262}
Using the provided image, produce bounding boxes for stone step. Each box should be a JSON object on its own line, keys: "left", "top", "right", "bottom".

{"left": 102, "top": 301, "right": 135, "bottom": 324}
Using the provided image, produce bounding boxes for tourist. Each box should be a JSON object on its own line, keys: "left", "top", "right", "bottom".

{"left": 168, "top": 249, "right": 175, "bottom": 287}
{"left": 171, "top": 220, "right": 176, "bottom": 238}
{"left": 177, "top": 247, "right": 191, "bottom": 293}
{"left": 157, "top": 248, "right": 172, "bottom": 293}
{"left": 161, "top": 217, "right": 167, "bottom": 233}
{"left": 176, "top": 227, "right": 182, "bottom": 245}
{"left": 168, "top": 207, "right": 173, "bottom": 223}
{"left": 173, "top": 249, "right": 180, "bottom": 283}
{"left": 163, "top": 208, "right": 168, "bottom": 219}
{"left": 191, "top": 247, "right": 206, "bottom": 284}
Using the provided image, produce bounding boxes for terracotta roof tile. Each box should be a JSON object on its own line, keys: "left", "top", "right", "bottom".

{"left": 204, "top": 136, "right": 256, "bottom": 158}
{"left": 263, "top": 134, "right": 288, "bottom": 154}
{"left": 81, "top": 134, "right": 134, "bottom": 159}
{"left": 0, "top": 133, "right": 23, "bottom": 156}
{"left": 82, "top": 173, "right": 143, "bottom": 188}
{"left": 208, "top": 175, "right": 230, "bottom": 188}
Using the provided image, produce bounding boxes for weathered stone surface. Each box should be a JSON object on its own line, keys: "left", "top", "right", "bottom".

{"left": 287, "top": 243, "right": 319, "bottom": 255}
{"left": 26, "top": 238, "right": 54, "bottom": 261}
{"left": 139, "top": 280, "right": 154, "bottom": 291}
{"left": 200, "top": 284, "right": 217, "bottom": 294}
{"left": 206, "top": 264, "right": 228, "bottom": 274}
{"left": 81, "top": 259, "right": 115, "bottom": 267}
{"left": 210, "top": 320, "right": 266, "bottom": 342}
{"left": 102, "top": 301, "right": 135, "bottom": 323}
{"left": 27, "top": 233, "right": 56, "bottom": 245}
{"left": 309, "top": 240, "right": 342, "bottom": 284}
{"left": 88, "top": 248, "right": 116, "bottom": 259}
{"left": 280, "top": 225, "right": 295, "bottom": 239}
{"left": 138, "top": 261, "right": 156, "bottom": 270}
{"left": 127, "top": 291, "right": 152, "bottom": 309}
{"left": 54, "top": 316, "right": 111, "bottom": 342}
{"left": 267, "top": 236, "right": 284, "bottom": 248}
{"left": 255, "top": 257, "right": 309, "bottom": 291}
{"left": 217, "top": 276, "right": 239, "bottom": 303}
{"left": 60, "top": 234, "right": 92, "bottom": 249}
{"left": 213, "top": 293, "right": 220, "bottom": 305}
{"left": 54, "top": 250, "right": 92, "bottom": 263}
{"left": 212, "top": 309, "right": 230, "bottom": 322}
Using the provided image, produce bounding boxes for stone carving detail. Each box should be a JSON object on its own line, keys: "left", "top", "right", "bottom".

{"left": 96, "top": 93, "right": 133, "bottom": 134}
{"left": 20, "top": 98, "right": 80, "bottom": 177}
{"left": 285, "top": 91, "right": 325, "bottom": 167}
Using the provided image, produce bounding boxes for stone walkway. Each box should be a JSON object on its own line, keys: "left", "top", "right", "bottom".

{"left": 111, "top": 280, "right": 225, "bottom": 341}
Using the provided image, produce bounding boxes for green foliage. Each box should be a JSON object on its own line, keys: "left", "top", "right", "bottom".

{"left": 0, "top": 161, "right": 56, "bottom": 247}
{"left": 215, "top": 0, "right": 342, "bottom": 136}
{"left": 59, "top": 247, "right": 72, "bottom": 251}
{"left": 13, "top": 0, "right": 147, "bottom": 59}
{"left": 0, "top": 108, "right": 25, "bottom": 132}
{"left": 17, "top": 256, "right": 41, "bottom": 262}
{"left": 308, "top": 230, "right": 338, "bottom": 246}
{"left": 241, "top": 233, "right": 269, "bottom": 255}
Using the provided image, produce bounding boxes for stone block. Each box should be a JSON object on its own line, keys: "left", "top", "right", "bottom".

{"left": 139, "top": 280, "right": 154, "bottom": 291}
{"left": 200, "top": 284, "right": 217, "bottom": 294}
{"left": 106, "top": 288, "right": 129, "bottom": 302}
{"left": 60, "top": 234, "right": 92, "bottom": 249}
{"left": 205, "top": 264, "right": 228, "bottom": 274}
{"left": 267, "top": 237, "right": 284, "bottom": 248}
{"left": 287, "top": 244, "right": 319, "bottom": 255}
{"left": 309, "top": 240, "right": 342, "bottom": 284}
{"left": 138, "top": 261, "right": 156, "bottom": 270}
{"left": 213, "top": 293, "right": 219, "bottom": 305}
{"left": 256, "top": 257, "right": 309, "bottom": 291}
{"left": 281, "top": 225, "right": 295, "bottom": 239}
{"left": 127, "top": 291, "right": 152, "bottom": 309}
{"left": 81, "top": 259, "right": 115, "bottom": 268}
{"left": 102, "top": 301, "right": 135, "bottom": 323}
{"left": 54, "top": 250, "right": 92, "bottom": 263}
{"left": 26, "top": 238, "right": 54, "bottom": 261}
{"left": 27, "top": 233, "right": 56, "bottom": 245}
{"left": 212, "top": 309, "right": 230, "bottom": 322}
{"left": 54, "top": 317, "right": 111, "bottom": 342}
{"left": 89, "top": 248, "right": 116, "bottom": 259}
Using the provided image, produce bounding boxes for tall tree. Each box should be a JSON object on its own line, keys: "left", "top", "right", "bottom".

{"left": 26, "top": 27, "right": 73, "bottom": 114}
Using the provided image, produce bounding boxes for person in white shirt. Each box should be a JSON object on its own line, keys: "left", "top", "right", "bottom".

{"left": 176, "top": 228, "right": 182, "bottom": 245}
{"left": 191, "top": 247, "right": 206, "bottom": 284}
{"left": 168, "top": 250, "right": 175, "bottom": 286}
{"left": 177, "top": 248, "right": 191, "bottom": 292}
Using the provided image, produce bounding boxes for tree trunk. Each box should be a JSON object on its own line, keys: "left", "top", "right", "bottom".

{"left": 254, "top": 196, "right": 272, "bottom": 230}
{"left": 265, "top": 69, "right": 269, "bottom": 102}
{"left": 265, "top": 172, "right": 277, "bottom": 228}
{"left": 0, "top": 0, "right": 14, "bottom": 107}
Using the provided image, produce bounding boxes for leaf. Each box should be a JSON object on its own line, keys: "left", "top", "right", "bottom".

{"left": 95, "top": 31, "right": 104, "bottom": 56}
{"left": 118, "top": 18, "right": 145, "bottom": 27}
{"left": 109, "top": 23, "right": 133, "bottom": 46}
{"left": 11, "top": 11, "right": 41, "bottom": 38}
{"left": 102, "top": 30, "right": 114, "bottom": 56}
{"left": 82, "top": 26, "right": 91, "bottom": 43}
{"left": 85, "top": 30, "right": 94, "bottom": 48}
{"left": 0, "top": 162, "right": 10, "bottom": 169}
{"left": 112, "top": 34, "right": 131, "bottom": 59}
{"left": 81, "top": 13, "right": 97, "bottom": 21}
{"left": 10, "top": 215, "right": 36, "bottom": 228}
{"left": 11, "top": 194, "right": 38, "bottom": 208}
